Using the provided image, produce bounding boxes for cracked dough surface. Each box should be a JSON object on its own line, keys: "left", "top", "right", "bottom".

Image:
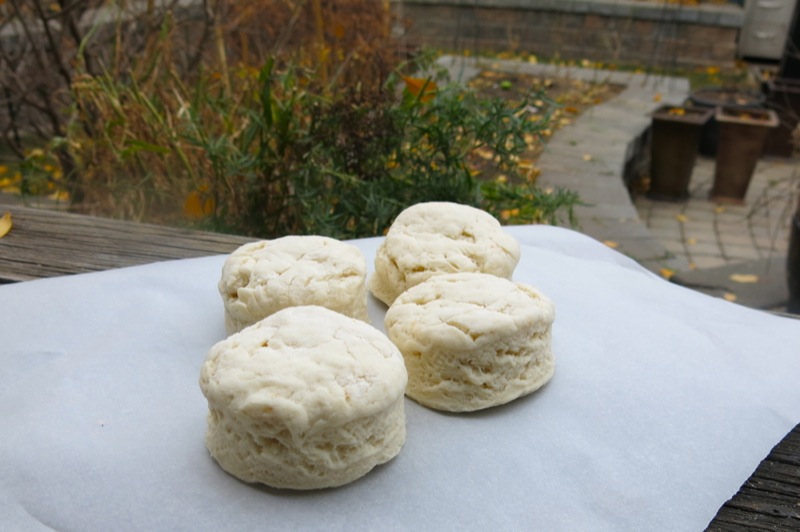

{"left": 199, "top": 305, "right": 408, "bottom": 490}
{"left": 368, "top": 202, "right": 520, "bottom": 306}
{"left": 384, "top": 272, "right": 555, "bottom": 412}
{"left": 219, "top": 236, "right": 369, "bottom": 334}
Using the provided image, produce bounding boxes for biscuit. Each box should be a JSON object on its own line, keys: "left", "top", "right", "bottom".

{"left": 368, "top": 202, "right": 520, "bottom": 306}
{"left": 219, "top": 236, "right": 369, "bottom": 334}
{"left": 199, "top": 306, "right": 408, "bottom": 490}
{"left": 384, "top": 272, "right": 555, "bottom": 412}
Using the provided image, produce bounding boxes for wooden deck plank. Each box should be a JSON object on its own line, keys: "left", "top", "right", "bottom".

{"left": 706, "top": 425, "right": 800, "bottom": 531}
{"left": 0, "top": 203, "right": 254, "bottom": 282}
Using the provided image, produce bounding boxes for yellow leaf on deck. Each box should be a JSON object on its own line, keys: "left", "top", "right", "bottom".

{"left": 582, "top": 154, "right": 592, "bottom": 161}
{"left": 660, "top": 268, "right": 675, "bottom": 279}
{"left": 653, "top": 93, "right": 662, "bottom": 102}
{"left": 603, "top": 240, "right": 619, "bottom": 249}
{"left": 686, "top": 237, "right": 697, "bottom": 246}
{"left": 675, "top": 214, "right": 689, "bottom": 222}
{"left": 723, "top": 292, "right": 737, "bottom": 302}
{"left": 729, "top": 273, "right": 759, "bottom": 284}
{"left": 714, "top": 206, "right": 726, "bottom": 214}
{"left": 0, "top": 212, "right": 11, "bottom": 238}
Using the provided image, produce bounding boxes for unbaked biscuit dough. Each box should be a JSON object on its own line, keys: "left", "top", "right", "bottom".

{"left": 368, "top": 202, "right": 520, "bottom": 306}
{"left": 384, "top": 272, "right": 555, "bottom": 412}
{"left": 199, "top": 305, "right": 408, "bottom": 490}
{"left": 219, "top": 236, "right": 369, "bottom": 334}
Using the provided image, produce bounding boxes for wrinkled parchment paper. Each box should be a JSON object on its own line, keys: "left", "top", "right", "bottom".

{"left": 1, "top": 226, "right": 798, "bottom": 531}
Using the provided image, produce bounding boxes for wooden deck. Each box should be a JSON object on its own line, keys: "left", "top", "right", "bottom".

{"left": 0, "top": 201, "right": 798, "bottom": 530}
{"left": 0, "top": 203, "right": 254, "bottom": 283}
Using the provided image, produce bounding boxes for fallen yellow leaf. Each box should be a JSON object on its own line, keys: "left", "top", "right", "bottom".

{"left": 652, "top": 93, "right": 662, "bottom": 102}
{"left": 403, "top": 76, "right": 437, "bottom": 103}
{"left": 714, "top": 206, "right": 726, "bottom": 214}
{"left": 729, "top": 273, "right": 759, "bottom": 284}
{"left": 474, "top": 146, "right": 495, "bottom": 160}
{"left": 0, "top": 211, "right": 11, "bottom": 238}
{"left": 675, "top": 214, "right": 689, "bottom": 222}
{"left": 47, "top": 190, "right": 70, "bottom": 202}
{"left": 686, "top": 237, "right": 697, "bottom": 246}
{"left": 183, "top": 190, "right": 215, "bottom": 219}
{"left": 603, "top": 240, "right": 619, "bottom": 249}
{"left": 660, "top": 268, "right": 675, "bottom": 279}
{"left": 723, "top": 292, "right": 737, "bottom": 302}
{"left": 582, "top": 154, "right": 593, "bottom": 161}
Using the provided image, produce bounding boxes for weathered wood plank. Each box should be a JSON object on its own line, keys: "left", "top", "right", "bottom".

{"left": 706, "top": 424, "right": 800, "bottom": 531}
{"left": 0, "top": 203, "right": 255, "bottom": 282}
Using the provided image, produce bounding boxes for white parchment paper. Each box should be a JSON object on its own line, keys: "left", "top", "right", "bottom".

{"left": 1, "top": 225, "right": 798, "bottom": 531}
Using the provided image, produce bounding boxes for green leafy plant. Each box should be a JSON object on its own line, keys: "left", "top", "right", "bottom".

{"left": 68, "top": 51, "right": 578, "bottom": 237}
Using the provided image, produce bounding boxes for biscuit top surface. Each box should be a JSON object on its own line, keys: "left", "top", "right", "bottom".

{"left": 219, "top": 235, "right": 366, "bottom": 299}
{"left": 200, "top": 306, "right": 407, "bottom": 433}
{"left": 386, "top": 202, "right": 519, "bottom": 264}
{"left": 386, "top": 272, "right": 554, "bottom": 348}
{"left": 373, "top": 203, "right": 520, "bottom": 297}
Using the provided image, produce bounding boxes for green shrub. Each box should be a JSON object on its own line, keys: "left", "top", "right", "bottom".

{"left": 68, "top": 54, "right": 578, "bottom": 237}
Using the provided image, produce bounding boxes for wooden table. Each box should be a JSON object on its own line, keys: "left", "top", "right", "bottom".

{"left": 1, "top": 202, "right": 798, "bottom": 530}
{"left": 0, "top": 203, "right": 254, "bottom": 283}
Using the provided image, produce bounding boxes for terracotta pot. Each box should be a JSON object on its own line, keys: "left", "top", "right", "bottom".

{"left": 648, "top": 105, "right": 713, "bottom": 202}
{"left": 710, "top": 107, "right": 779, "bottom": 204}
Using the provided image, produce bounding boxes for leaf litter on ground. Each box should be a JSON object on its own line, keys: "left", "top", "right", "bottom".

{"left": 465, "top": 70, "right": 625, "bottom": 184}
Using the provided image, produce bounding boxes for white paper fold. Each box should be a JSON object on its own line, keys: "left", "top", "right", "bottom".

{"left": 1, "top": 226, "right": 798, "bottom": 531}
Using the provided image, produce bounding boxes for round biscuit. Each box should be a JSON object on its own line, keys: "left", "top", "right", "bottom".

{"left": 368, "top": 202, "right": 520, "bottom": 306}
{"left": 219, "top": 235, "right": 369, "bottom": 334}
{"left": 199, "top": 305, "right": 408, "bottom": 489}
{"left": 384, "top": 272, "right": 555, "bottom": 412}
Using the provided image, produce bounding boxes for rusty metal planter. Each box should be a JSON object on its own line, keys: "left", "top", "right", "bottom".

{"left": 648, "top": 105, "right": 713, "bottom": 201}
{"left": 710, "top": 107, "right": 779, "bottom": 204}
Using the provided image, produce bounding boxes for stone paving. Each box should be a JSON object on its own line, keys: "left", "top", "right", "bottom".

{"left": 438, "top": 55, "right": 798, "bottom": 311}
{"left": 634, "top": 157, "right": 794, "bottom": 272}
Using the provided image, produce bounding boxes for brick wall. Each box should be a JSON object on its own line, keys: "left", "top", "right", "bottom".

{"left": 393, "top": 0, "right": 744, "bottom": 68}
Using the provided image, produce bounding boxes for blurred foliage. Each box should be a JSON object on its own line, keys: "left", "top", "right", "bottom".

{"left": 2, "top": 0, "right": 578, "bottom": 236}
